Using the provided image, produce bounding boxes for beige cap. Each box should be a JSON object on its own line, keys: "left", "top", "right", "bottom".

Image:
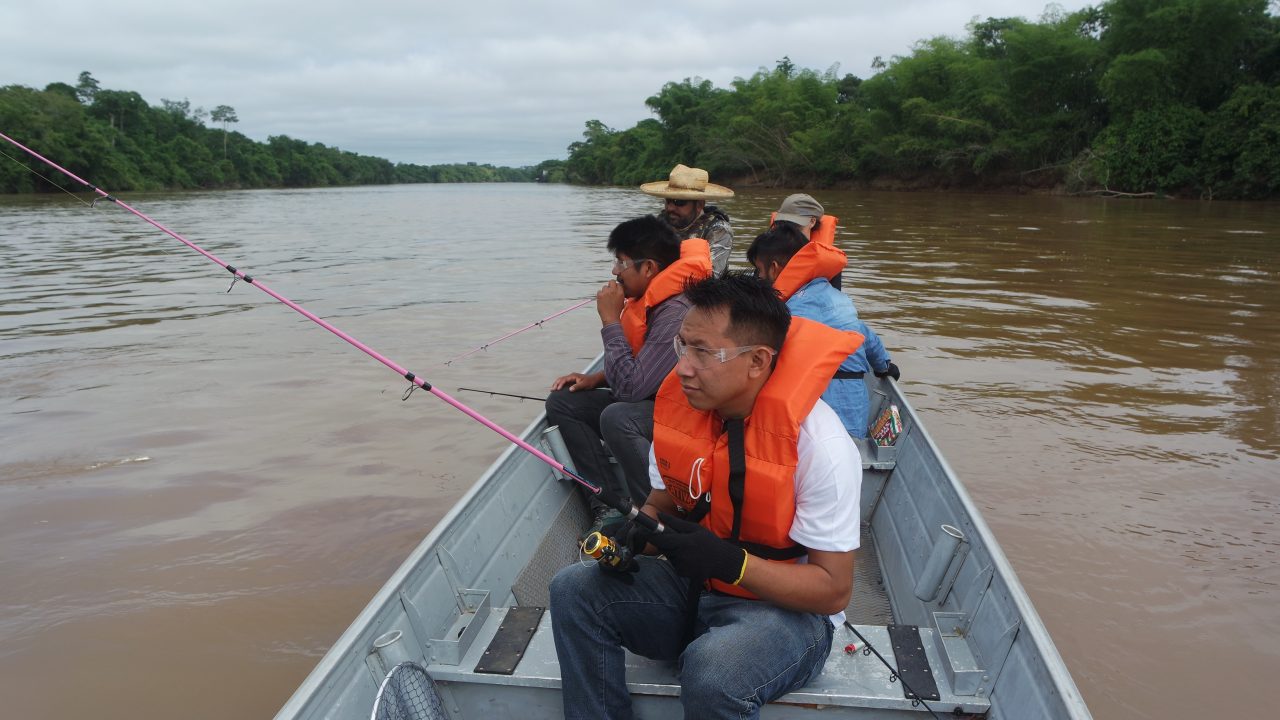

{"left": 774, "top": 193, "right": 824, "bottom": 226}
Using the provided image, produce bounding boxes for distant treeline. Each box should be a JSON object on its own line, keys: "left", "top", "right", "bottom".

{"left": 564, "top": 0, "right": 1280, "bottom": 199}
{"left": 0, "top": 76, "right": 566, "bottom": 194}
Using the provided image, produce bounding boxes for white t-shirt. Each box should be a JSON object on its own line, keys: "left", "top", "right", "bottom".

{"left": 649, "top": 398, "right": 862, "bottom": 553}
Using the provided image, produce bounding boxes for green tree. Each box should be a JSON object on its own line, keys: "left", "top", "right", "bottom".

{"left": 996, "top": 11, "right": 1107, "bottom": 171}
{"left": 87, "top": 90, "right": 150, "bottom": 147}
{"left": 75, "top": 71, "right": 99, "bottom": 104}
{"left": 644, "top": 78, "right": 724, "bottom": 165}
{"left": 1199, "top": 83, "right": 1280, "bottom": 197}
{"left": 1095, "top": 104, "right": 1205, "bottom": 192}
{"left": 210, "top": 105, "right": 239, "bottom": 157}
{"left": 611, "top": 119, "right": 668, "bottom": 185}
{"left": 43, "top": 82, "right": 78, "bottom": 103}
{"left": 1099, "top": 48, "right": 1175, "bottom": 116}
{"left": 1101, "top": 0, "right": 1270, "bottom": 110}
{"left": 712, "top": 61, "right": 840, "bottom": 184}
{"left": 564, "top": 119, "right": 622, "bottom": 184}
{"left": 3, "top": 79, "right": 543, "bottom": 193}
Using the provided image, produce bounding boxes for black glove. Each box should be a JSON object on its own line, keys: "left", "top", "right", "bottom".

{"left": 646, "top": 512, "right": 748, "bottom": 585}
{"left": 874, "top": 362, "right": 901, "bottom": 381}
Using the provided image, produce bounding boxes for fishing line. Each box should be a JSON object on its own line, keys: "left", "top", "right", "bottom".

{"left": 0, "top": 130, "right": 662, "bottom": 532}
{"left": 439, "top": 298, "right": 592, "bottom": 366}
{"left": 456, "top": 388, "right": 547, "bottom": 403}
{"left": 0, "top": 145, "right": 93, "bottom": 206}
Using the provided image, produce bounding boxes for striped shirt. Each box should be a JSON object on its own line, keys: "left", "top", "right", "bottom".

{"left": 600, "top": 293, "right": 692, "bottom": 402}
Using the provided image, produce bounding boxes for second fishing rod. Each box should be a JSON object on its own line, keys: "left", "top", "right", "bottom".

{"left": 0, "top": 129, "right": 665, "bottom": 536}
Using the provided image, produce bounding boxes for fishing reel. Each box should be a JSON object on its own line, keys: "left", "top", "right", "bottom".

{"left": 581, "top": 531, "right": 636, "bottom": 571}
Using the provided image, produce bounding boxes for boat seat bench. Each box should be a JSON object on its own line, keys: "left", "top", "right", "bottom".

{"left": 426, "top": 606, "right": 990, "bottom": 716}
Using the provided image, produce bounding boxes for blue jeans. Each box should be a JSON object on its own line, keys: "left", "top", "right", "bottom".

{"left": 549, "top": 557, "right": 834, "bottom": 720}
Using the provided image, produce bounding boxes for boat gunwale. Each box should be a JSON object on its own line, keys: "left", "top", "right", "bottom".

{"left": 886, "top": 382, "right": 1091, "bottom": 716}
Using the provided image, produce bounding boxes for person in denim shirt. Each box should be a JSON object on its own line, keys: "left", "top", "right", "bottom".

{"left": 748, "top": 225, "right": 900, "bottom": 436}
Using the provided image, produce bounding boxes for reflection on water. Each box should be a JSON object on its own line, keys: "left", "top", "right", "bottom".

{"left": 1, "top": 185, "right": 1277, "bottom": 719}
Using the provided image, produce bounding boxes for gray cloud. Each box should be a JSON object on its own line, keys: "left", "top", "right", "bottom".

{"left": 1, "top": 0, "right": 1090, "bottom": 166}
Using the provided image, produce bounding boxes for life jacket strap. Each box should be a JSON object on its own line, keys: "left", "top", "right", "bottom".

{"left": 725, "top": 418, "right": 746, "bottom": 542}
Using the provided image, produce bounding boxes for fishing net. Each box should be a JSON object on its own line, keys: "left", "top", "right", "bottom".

{"left": 371, "top": 662, "right": 446, "bottom": 720}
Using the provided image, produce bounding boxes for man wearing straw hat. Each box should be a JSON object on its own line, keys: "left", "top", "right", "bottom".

{"left": 640, "top": 164, "right": 735, "bottom": 276}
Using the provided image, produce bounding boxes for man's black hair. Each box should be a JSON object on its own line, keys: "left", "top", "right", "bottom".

{"left": 607, "top": 215, "right": 681, "bottom": 269}
{"left": 683, "top": 271, "right": 790, "bottom": 354}
{"left": 745, "top": 223, "right": 808, "bottom": 270}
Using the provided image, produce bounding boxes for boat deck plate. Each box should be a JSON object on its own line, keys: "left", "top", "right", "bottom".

{"left": 474, "top": 606, "right": 545, "bottom": 675}
{"left": 886, "top": 624, "right": 941, "bottom": 701}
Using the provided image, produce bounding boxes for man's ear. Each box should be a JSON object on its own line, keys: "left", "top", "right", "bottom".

{"left": 746, "top": 346, "right": 775, "bottom": 378}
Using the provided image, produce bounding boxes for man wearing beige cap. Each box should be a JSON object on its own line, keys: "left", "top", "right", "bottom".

{"left": 771, "top": 193, "right": 842, "bottom": 290}
{"left": 772, "top": 193, "right": 824, "bottom": 238}
{"left": 640, "top": 164, "right": 734, "bottom": 276}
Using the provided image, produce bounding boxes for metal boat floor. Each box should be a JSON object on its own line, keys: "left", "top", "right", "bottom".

{"left": 847, "top": 521, "right": 893, "bottom": 625}
{"left": 445, "top": 496, "right": 955, "bottom": 715}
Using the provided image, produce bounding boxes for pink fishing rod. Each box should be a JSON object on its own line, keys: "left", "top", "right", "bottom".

{"left": 1, "top": 130, "right": 658, "bottom": 529}
{"left": 440, "top": 297, "right": 592, "bottom": 366}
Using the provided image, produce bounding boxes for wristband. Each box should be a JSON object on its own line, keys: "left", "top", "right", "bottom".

{"left": 730, "top": 549, "right": 749, "bottom": 585}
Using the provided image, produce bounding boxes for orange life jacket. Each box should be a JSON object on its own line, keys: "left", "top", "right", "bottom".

{"left": 771, "top": 241, "right": 847, "bottom": 302}
{"left": 620, "top": 239, "right": 712, "bottom": 354}
{"left": 813, "top": 215, "right": 836, "bottom": 246}
{"left": 653, "top": 317, "right": 864, "bottom": 598}
{"left": 768, "top": 213, "right": 843, "bottom": 300}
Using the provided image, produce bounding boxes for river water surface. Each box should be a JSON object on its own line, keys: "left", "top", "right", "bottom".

{"left": 1, "top": 184, "right": 1277, "bottom": 719}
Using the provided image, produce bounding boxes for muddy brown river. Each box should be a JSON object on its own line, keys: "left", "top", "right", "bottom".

{"left": 1, "top": 184, "right": 1276, "bottom": 718}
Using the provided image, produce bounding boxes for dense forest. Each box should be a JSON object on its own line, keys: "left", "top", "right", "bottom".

{"left": 3, "top": 0, "right": 1276, "bottom": 198}
{"left": 565, "top": 0, "right": 1280, "bottom": 199}
{"left": 0, "top": 75, "right": 565, "bottom": 194}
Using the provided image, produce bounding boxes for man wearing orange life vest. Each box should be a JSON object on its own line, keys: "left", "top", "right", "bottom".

{"left": 550, "top": 273, "right": 864, "bottom": 720}
{"left": 547, "top": 216, "right": 712, "bottom": 539}
{"left": 748, "top": 223, "right": 900, "bottom": 437}
{"left": 771, "top": 192, "right": 843, "bottom": 289}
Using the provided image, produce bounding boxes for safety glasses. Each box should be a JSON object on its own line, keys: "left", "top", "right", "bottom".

{"left": 673, "top": 336, "right": 773, "bottom": 369}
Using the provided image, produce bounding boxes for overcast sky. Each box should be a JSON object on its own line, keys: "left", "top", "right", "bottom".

{"left": 3, "top": 1, "right": 1093, "bottom": 167}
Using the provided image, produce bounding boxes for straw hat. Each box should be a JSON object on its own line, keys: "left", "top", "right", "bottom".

{"left": 639, "top": 164, "right": 735, "bottom": 201}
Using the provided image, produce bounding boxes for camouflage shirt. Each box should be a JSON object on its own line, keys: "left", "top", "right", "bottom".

{"left": 674, "top": 205, "right": 733, "bottom": 276}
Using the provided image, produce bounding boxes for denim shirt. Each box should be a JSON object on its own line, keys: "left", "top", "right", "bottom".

{"left": 787, "top": 278, "right": 891, "bottom": 436}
